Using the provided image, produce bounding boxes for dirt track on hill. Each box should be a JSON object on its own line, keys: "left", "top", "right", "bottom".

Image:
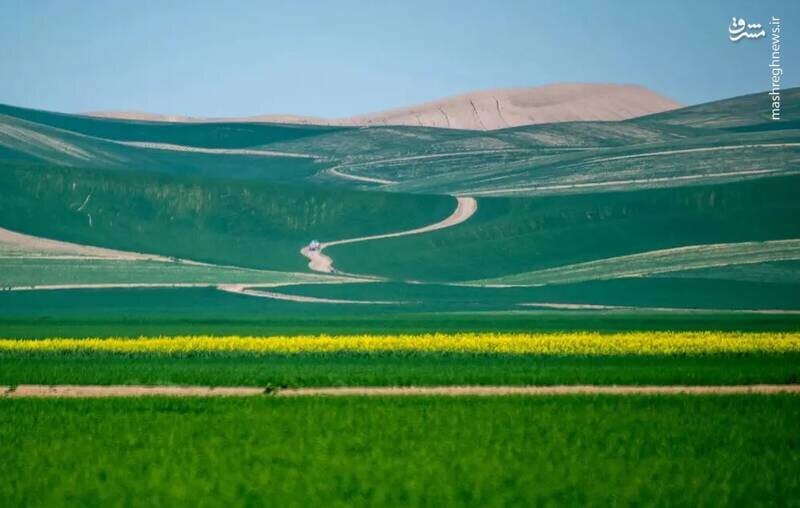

{"left": 327, "top": 166, "right": 397, "bottom": 185}
{"left": 3, "top": 384, "right": 799, "bottom": 398}
{"left": 326, "top": 149, "right": 532, "bottom": 186}
{"left": 217, "top": 284, "right": 404, "bottom": 304}
{"left": 111, "top": 140, "right": 318, "bottom": 159}
{"left": 301, "top": 196, "right": 477, "bottom": 273}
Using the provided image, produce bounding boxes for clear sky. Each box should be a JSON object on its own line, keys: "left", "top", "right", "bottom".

{"left": 1, "top": 0, "right": 796, "bottom": 117}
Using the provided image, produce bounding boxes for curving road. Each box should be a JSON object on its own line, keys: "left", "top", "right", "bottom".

{"left": 300, "top": 196, "right": 477, "bottom": 273}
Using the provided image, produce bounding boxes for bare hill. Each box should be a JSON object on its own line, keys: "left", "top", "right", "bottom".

{"left": 85, "top": 83, "right": 681, "bottom": 131}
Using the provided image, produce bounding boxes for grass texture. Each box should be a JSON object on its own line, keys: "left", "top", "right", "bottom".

{"left": 1, "top": 396, "right": 798, "bottom": 507}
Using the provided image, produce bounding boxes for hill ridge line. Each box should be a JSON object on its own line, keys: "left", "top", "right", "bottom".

{"left": 82, "top": 83, "right": 682, "bottom": 130}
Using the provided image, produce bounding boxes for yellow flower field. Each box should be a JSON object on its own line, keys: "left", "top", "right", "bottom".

{"left": 1, "top": 332, "right": 799, "bottom": 355}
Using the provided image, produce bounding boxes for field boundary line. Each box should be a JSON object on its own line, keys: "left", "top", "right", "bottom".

{"left": 3, "top": 384, "right": 800, "bottom": 398}
{"left": 275, "top": 384, "right": 800, "bottom": 396}
{"left": 5, "top": 385, "right": 266, "bottom": 398}
{"left": 216, "top": 285, "right": 408, "bottom": 304}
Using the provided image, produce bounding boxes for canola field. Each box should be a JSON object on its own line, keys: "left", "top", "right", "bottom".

{"left": 3, "top": 332, "right": 800, "bottom": 355}
{"left": 3, "top": 332, "right": 800, "bottom": 388}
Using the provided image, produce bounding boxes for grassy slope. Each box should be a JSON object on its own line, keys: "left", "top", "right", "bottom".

{"left": 6, "top": 89, "right": 796, "bottom": 192}
{"left": 0, "top": 103, "right": 347, "bottom": 148}
{"left": 1, "top": 90, "right": 798, "bottom": 312}
{"left": 474, "top": 240, "right": 800, "bottom": 286}
{"left": 330, "top": 175, "right": 800, "bottom": 282}
{"left": 380, "top": 130, "right": 800, "bottom": 195}
{"left": 0, "top": 259, "right": 338, "bottom": 287}
{"left": 663, "top": 260, "right": 800, "bottom": 283}
{"left": 634, "top": 87, "right": 800, "bottom": 130}
{"left": 2, "top": 396, "right": 798, "bottom": 507}
{"left": 307, "top": 88, "right": 800, "bottom": 195}
{"left": 0, "top": 161, "right": 453, "bottom": 271}
{"left": 274, "top": 278, "right": 800, "bottom": 310}
{"left": 0, "top": 112, "right": 331, "bottom": 182}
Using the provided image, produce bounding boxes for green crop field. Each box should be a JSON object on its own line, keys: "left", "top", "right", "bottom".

{"left": 2, "top": 351, "right": 799, "bottom": 387}
{"left": 2, "top": 396, "right": 799, "bottom": 507}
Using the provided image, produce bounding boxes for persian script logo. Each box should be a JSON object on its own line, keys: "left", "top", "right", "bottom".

{"left": 729, "top": 17, "right": 765, "bottom": 42}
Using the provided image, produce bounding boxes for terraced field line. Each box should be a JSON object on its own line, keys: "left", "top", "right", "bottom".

{"left": 6, "top": 280, "right": 349, "bottom": 292}
{"left": 463, "top": 169, "right": 784, "bottom": 196}
{"left": 4, "top": 283, "right": 224, "bottom": 291}
{"left": 301, "top": 196, "right": 478, "bottom": 273}
{"left": 217, "top": 284, "right": 405, "bottom": 304}
{"left": 588, "top": 142, "right": 800, "bottom": 164}
{"left": 470, "top": 239, "right": 800, "bottom": 286}
{"left": 3, "top": 385, "right": 265, "bottom": 398}
{"left": 110, "top": 140, "right": 318, "bottom": 159}
{"left": 518, "top": 302, "right": 800, "bottom": 314}
{"left": 326, "top": 149, "right": 537, "bottom": 185}
{"left": 276, "top": 385, "right": 800, "bottom": 396}
{"left": 3, "top": 384, "right": 800, "bottom": 398}
{"left": 327, "top": 166, "right": 397, "bottom": 185}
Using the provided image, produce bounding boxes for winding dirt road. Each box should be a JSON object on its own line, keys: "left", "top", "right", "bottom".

{"left": 301, "top": 196, "right": 477, "bottom": 273}
{"left": 327, "top": 167, "right": 398, "bottom": 185}
{"left": 325, "top": 149, "right": 534, "bottom": 186}
{"left": 110, "top": 140, "right": 318, "bottom": 159}
{"left": 217, "top": 284, "right": 405, "bottom": 304}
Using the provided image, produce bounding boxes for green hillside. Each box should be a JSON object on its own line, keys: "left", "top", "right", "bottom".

{"left": 309, "top": 88, "right": 800, "bottom": 195}
{"left": 0, "top": 161, "right": 453, "bottom": 271}
{"left": 0, "top": 88, "right": 798, "bottom": 314}
{"left": 0, "top": 112, "right": 329, "bottom": 181}
{"left": 634, "top": 88, "right": 800, "bottom": 130}
{"left": 2, "top": 88, "right": 797, "bottom": 193}
{"left": 0, "top": 103, "right": 347, "bottom": 148}
{"left": 272, "top": 277, "right": 800, "bottom": 311}
{"left": 0, "top": 259, "right": 339, "bottom": 289}
{"left": 473, "top": 240, "right": 800, "bottom": 286}
{"left": 330, "top": 175, "right": 800, "bottom": 281}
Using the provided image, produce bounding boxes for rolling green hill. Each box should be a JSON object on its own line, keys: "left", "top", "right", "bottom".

{"left": 0, "top": 103, "right": 346, "bottom": 148}
{"left": 2, "top": 88, "right": 797, "bottom": 193}
{"left": 330, "top": 175, "right": 800, "bottom": 282}
{"left": 317, "top": 89, "right": 800, "bottom": 195}
{"left": 0, "top": 112, "right": 329, "bottom": 181}
{"left": 0, "top": 161, "right": 453, "bottom": 272}
{"left": 0, "top": 258, "right": 338, "bottom": 289}
{"left": 0, "top": 88, "right": 798, "bottom": 315}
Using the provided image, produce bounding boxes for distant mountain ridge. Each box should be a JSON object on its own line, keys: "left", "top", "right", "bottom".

{"left": 85, "top": 83, "right": 681, "bottom": 131}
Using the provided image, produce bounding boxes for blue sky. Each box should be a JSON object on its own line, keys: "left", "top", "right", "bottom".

{"left": 1, "top": 0, "right": 796, "bottom": 117}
